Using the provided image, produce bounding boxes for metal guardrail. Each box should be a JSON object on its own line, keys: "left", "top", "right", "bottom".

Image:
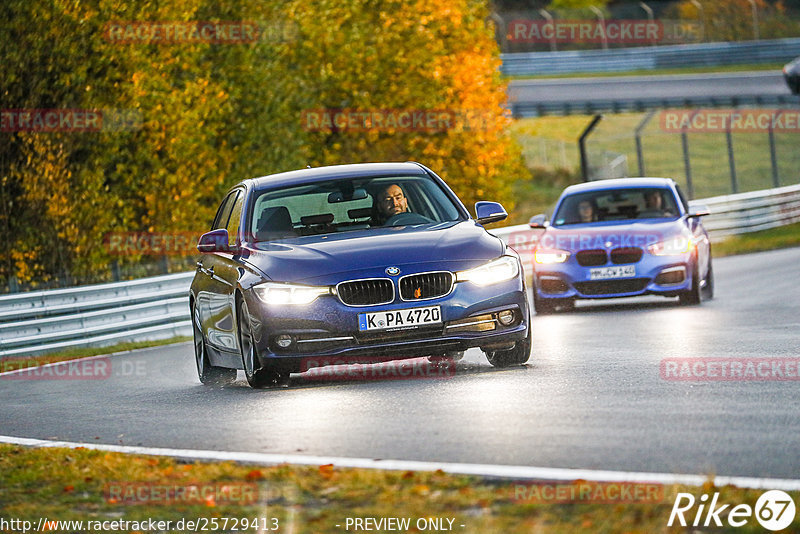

{"left": 1, "top": 184, "right": 798, "bottom": 359}
{"left": 0, "top": 272, "right": 193, "bottom": 358}
{"left": 695, "top": 183, "right": 800, "bottom": 238}
{"left": 510, "top": 95, "right": 800, "bottom": 118}
{"left": 501, "top": 38, "right": 800, "bottom": 76}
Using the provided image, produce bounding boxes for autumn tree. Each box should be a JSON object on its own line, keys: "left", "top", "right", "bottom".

{"left": 1, "top": 0, "right": 527, "bottom": 289}
{"left": 673, "top": 0, "right": 799, "bottom": 41}
{"left": 279, "top": 0, "right": 527, "bottom": 211}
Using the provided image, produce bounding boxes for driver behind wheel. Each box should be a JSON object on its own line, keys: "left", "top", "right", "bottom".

{"left": 372, "top": 183, "right": 409, "bottom": 225}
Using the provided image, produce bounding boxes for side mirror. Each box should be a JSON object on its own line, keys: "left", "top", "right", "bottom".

{"left": 197, "top": 229, "right": 235, "bottom": 253}
{"left": 475, "top": 201, "right": 508, "bottom": 225}
{"left": 687, "top": 204, "right": 710, "bottom": 218}
{"left": 528, "top": 214, "right": 548, "bottom": 228}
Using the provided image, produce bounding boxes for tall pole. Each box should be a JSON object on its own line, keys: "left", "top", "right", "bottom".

{"left": 769, "top": 110, "right": 783, "bottom": 188}
{"left": 634, "top": 110, "right": 656, "bottom": 176}
{"left": 539, "top": 9, "right": 557, "bottom": 52}
{"left": 579, "top": 115, "right": 604, "bottom": 182}
{"left": 747, "top": 0, "right": 760, "bottom": 40}
{"left": 681, "top": 110, "right": 699, "bottom": 199}
{"left": 725, "top": 115, "right": 738, "bottom": 194}
{"left": 639, "top": 2, "right": 655, "bottom": 46}
{"left": 589, "top": 6, "right": 608, "bottom": 50}
{"left": 690, "top": 0, "right": 706, "bottom": 42}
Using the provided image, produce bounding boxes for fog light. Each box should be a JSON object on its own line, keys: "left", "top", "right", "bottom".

{"left": 497, "top": 310, "right": 516, "bottom": 326}
{"left": 275, "top": 334, "right": 294, "bottom": 349}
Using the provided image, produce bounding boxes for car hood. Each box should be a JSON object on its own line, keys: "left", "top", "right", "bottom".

{"left": 241, "top": 221, "right": 505, "bottom": 284}
{"left": 539, "top": 219, "right": 689, "bottom": 252}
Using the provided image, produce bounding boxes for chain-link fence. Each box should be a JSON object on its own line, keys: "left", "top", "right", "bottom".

{"left": 515, "top": 110, "right": 800, "bottom": 200}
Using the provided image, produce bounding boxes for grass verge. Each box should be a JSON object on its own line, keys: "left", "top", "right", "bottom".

{"left": 712, "top": 221, "right": 800, "bottom": 257}
{"left": 0, "top": 337, "right": 192, "bottom": 373}
{"left": 1, "top": 444, "right": 798, "bottom": 533}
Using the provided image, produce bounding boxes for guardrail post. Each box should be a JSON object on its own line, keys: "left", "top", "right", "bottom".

{"left": 579, "top": 115, "right": 603, "bottom": 182}
{"left": 634, "top": 110, "right": 656, "bottom": 176}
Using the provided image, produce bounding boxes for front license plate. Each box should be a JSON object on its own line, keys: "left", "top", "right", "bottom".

{"left": 358, "top": 306, "right": 442, "bottom": 331}
{"left": 590, "top": 265, "right": 636, "bottom": 280}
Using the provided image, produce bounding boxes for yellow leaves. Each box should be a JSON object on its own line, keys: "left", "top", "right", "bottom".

{"left": 412, "top": 484, "right": 430, "bottom": 495}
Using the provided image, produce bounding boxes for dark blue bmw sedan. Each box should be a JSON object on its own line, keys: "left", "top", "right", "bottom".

{"left": 190, "top": 162, "right": 530, "bottom": 387}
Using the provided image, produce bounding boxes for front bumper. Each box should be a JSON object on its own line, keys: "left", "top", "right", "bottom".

{"left": 243, "top": 277, "right": 529, "bottom": 368}
{"left": 534, "top": 253, "right": 694, "bottom": 300}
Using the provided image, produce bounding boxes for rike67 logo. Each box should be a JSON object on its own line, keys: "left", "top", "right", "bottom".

{"left": 668, "top": 490, "right": 796, "bottom": 531}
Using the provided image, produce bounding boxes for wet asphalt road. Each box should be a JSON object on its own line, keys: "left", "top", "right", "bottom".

{"left": 1, "top": 247, "right": 798, "bottom": 479}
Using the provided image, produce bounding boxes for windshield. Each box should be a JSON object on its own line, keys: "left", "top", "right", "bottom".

{"left": 248, "top": 175, "right": 464, "bottom": 242}
{"left": 552, "top": 187, "right": 680, "bottom": 226}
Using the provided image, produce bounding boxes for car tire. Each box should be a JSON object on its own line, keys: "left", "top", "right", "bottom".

{"left": 485, "top": 316, "right": 531, "bottom": 368}
{"left": 193, "top": 305, "right": 236, "bottom": 386}
{"left": 679, "top": 260, "right": 702, "bottom": 306}
{"left": 238, "top": 299, "right": 289, "bottom": 388}
{"left": 701, "top": 258, "right": 714, "bottom": 300}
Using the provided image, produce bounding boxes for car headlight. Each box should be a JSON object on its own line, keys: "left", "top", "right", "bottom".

{"left": 648, "top": 236, "right": 693, "bottom": 256}
{"left": 455, "top": 256, "right": 520, "bottom": 286}
{"left": 534, "top": 248, "right": 570, "bottom": 264}
{"left": 253, "top": 282, "right": 331, "bottom": 305}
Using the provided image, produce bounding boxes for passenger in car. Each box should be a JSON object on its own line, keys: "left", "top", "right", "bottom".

{"left": 643, "top": 190, "right": 674, "bottom": 217}
{"left": 577, "top": 199, "right": 599, "bottom": 223}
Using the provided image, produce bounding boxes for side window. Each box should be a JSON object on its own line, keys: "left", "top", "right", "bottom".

{"left": 225, "top": 191, "right": 244, "bottom": 246}
{"left": 212, "top": 192, "right": 236, "bottom": 230}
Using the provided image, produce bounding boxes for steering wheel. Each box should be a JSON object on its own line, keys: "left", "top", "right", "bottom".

{"left": 384, "top": 212, "right": 433, "bottom": 226}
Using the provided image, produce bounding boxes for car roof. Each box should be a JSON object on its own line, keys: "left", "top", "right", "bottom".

{"left": 561, "top": 177, "right": 677, "bottom": 195}
{"left": 245, "top": 162, "right": 429, "bottom": 190}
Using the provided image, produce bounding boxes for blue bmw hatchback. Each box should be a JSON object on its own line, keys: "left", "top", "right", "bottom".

{"left": 528, "top": 178, "right": 713, "bottom": 314}
{"left": 190, "top": 162, "right": 531, "bottom": 387}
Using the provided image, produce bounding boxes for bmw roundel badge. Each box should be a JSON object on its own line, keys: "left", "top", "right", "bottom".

{"left": 386, "top": 266, "right": 401, "bottom": 276}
